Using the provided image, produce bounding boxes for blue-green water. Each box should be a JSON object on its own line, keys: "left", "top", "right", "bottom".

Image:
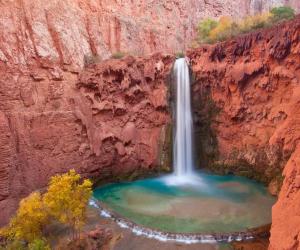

{"left": 93, "top": 172, "right": 276, "bottom": 234}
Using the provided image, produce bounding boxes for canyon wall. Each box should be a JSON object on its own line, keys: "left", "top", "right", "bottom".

{"left": 0, "top": 0, "right": 300, "bottom": 243}
{"left": 0, "top": 53, "right": 174, "bottom": 226}
{"left": 188, "top": 16, "right": 300, "bottom": 250}
{"left": 1, "top": 0, "right": 299, "bottom": 71}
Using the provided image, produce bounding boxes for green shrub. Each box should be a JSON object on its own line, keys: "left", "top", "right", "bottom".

{"left": 270, "top": 6, "right": 295, "bottom": 22}
{"left": 197, "top": 18, "right": 218, "bottom": 43}
{"left": 28, "top": 238, "right": 50, "bottom": 250}
{"left": 111, "top": 52, "right": 126, "bottom": 59}
{"left": 175, "top": 51, "right": 185, "bottom": 58}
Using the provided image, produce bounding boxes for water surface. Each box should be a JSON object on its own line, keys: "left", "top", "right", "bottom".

{"left": 93, "top": 172, "right": 275, "bottom": 234}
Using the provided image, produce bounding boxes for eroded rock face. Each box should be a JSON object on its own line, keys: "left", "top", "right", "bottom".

{"left": 188, "top": 16, "right": 300, "bottom": 250}
{"left": 75, "top": 54, "right": 174, "bottom": 178}
{"left": 270, "top": 146, "right": 300, "bottom": 250}
{"left": 0, "top": 53, "right": 174, "bottom": 226}
{"left": 0, "top": 0, "right": 299, "bottom": 70}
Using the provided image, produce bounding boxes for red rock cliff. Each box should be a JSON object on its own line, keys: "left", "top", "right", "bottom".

{"left": 188, "top": 16, "right": 300, "bottom": 250}
{"left": 1, "top": 0, "right": 299, "bottom": 70}
{"left": 0, "top": 53, "right": 174, "bottom": 226}
{"left": 1, "top": 0, "right": 300, "bottom": 243}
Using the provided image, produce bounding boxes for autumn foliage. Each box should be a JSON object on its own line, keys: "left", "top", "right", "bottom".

{"left": 44, "top": 170, "right": 92, "bottom": 239}
{"left": 197, "top": 6, "right": 295, "bottom": 44}
{"left": 3, "top": 192, "right": 48, "bottom": 242}
{"left": 0, "top": 170, "right": 92, "bottom": 250}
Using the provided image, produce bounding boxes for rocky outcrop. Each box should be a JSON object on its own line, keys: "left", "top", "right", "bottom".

{"left": 56, "top": 226, "right": 114, "bottom": 250}
{"left": 0, "top": 53, "right": 174, "bottom": 226}
{"left": 270, "top": 146, "right": 300, "bottom": 250}
{"left": 75, "top": 54, "right": 174, "bottom": 180}
{"left": 188, "top": 16, "right": 300, "bottom": 250}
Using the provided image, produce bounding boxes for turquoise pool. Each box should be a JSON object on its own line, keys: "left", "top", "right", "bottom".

{"left": 93, "top": 172, "right": 276, "bottom": 234}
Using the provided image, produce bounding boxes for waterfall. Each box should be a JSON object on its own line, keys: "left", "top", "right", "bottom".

{"left": 173, "top": 58, "right": 194, "bottom": 176}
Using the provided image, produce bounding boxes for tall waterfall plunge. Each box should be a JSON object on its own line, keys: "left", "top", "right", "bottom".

{"left": 173, "top": 58, "right": 194, "bottom": 176}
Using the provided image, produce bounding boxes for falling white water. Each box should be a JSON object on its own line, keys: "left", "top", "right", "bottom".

{"left": 173, "top": 58, "right": 194, "bottom": 176}
{"left": 162, "top": 57, "right": 203, "bottom": 186}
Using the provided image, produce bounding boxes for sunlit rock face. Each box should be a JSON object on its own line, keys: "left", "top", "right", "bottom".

{"left": 188, "top": 16, "right": 300, "bottom": 250}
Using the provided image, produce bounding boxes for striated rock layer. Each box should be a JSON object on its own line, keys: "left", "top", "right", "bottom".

{"left": 188, "top": 16, "right": 300, "bottom": 250}
{"left": 0, "top": 0, "right": 299, "bottom": 70}
{"left": 0, "top": 53, "right": 174, "bottom": 226}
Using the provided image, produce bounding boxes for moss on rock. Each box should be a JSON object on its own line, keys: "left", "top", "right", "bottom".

{"left": 192, "top": 85, "right": 220, "bottom": 169}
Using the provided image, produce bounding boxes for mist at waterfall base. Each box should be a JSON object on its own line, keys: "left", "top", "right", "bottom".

{"left": 93, "top": 58, "right": 275, "bottom": 235}
{"left": 157, "top": 57, "right": 197, "bottom": 187}
{"left": 163, "top": 57, "right": 199, "bottom": 186}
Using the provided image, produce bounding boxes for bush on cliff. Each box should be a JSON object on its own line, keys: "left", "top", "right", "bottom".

{"left": 197, "top": 18, "right": 218, "bottom": 43}
{"left": 196, "top": 6, "right": 296, "bottom": 44}
{"left": 270, "top": 6, "right": 295, "bottom": 22}
{"left": 111, "top": 51, "right": 126, "bottom": 59}
{"left": 84, "top": 54, "right": 102, "bottom": 66}
{"left": 0, "top": 170, "right": 92, "bottom": 250}
{"left": 239, "top": 12, "right": 272, "bottom": 33}
{"left": 28, "top": 239, "right": 51, "bottom": 250}
{"left": 208, "top": 16, "right": 239, "bottom": 42}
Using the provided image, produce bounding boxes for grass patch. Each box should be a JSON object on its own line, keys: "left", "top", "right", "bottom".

{"left": 111, "top": 52, "right": 126, "bottom": 59}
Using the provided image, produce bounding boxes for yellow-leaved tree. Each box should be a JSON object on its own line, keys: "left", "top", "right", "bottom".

{"left": 239, "top": 13, "right": 272, "bottom": 33}
{"left": 4, "top": 192, "right": 48, "bottom": 243}
{"left": 0, "top": 170, "right": 92, "bottom": 248}
{"left": 43, "top": 170, "right": 92, "bottom": 240}
{"left": 209, "top": 16, "right": 237, "bottom": 42}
